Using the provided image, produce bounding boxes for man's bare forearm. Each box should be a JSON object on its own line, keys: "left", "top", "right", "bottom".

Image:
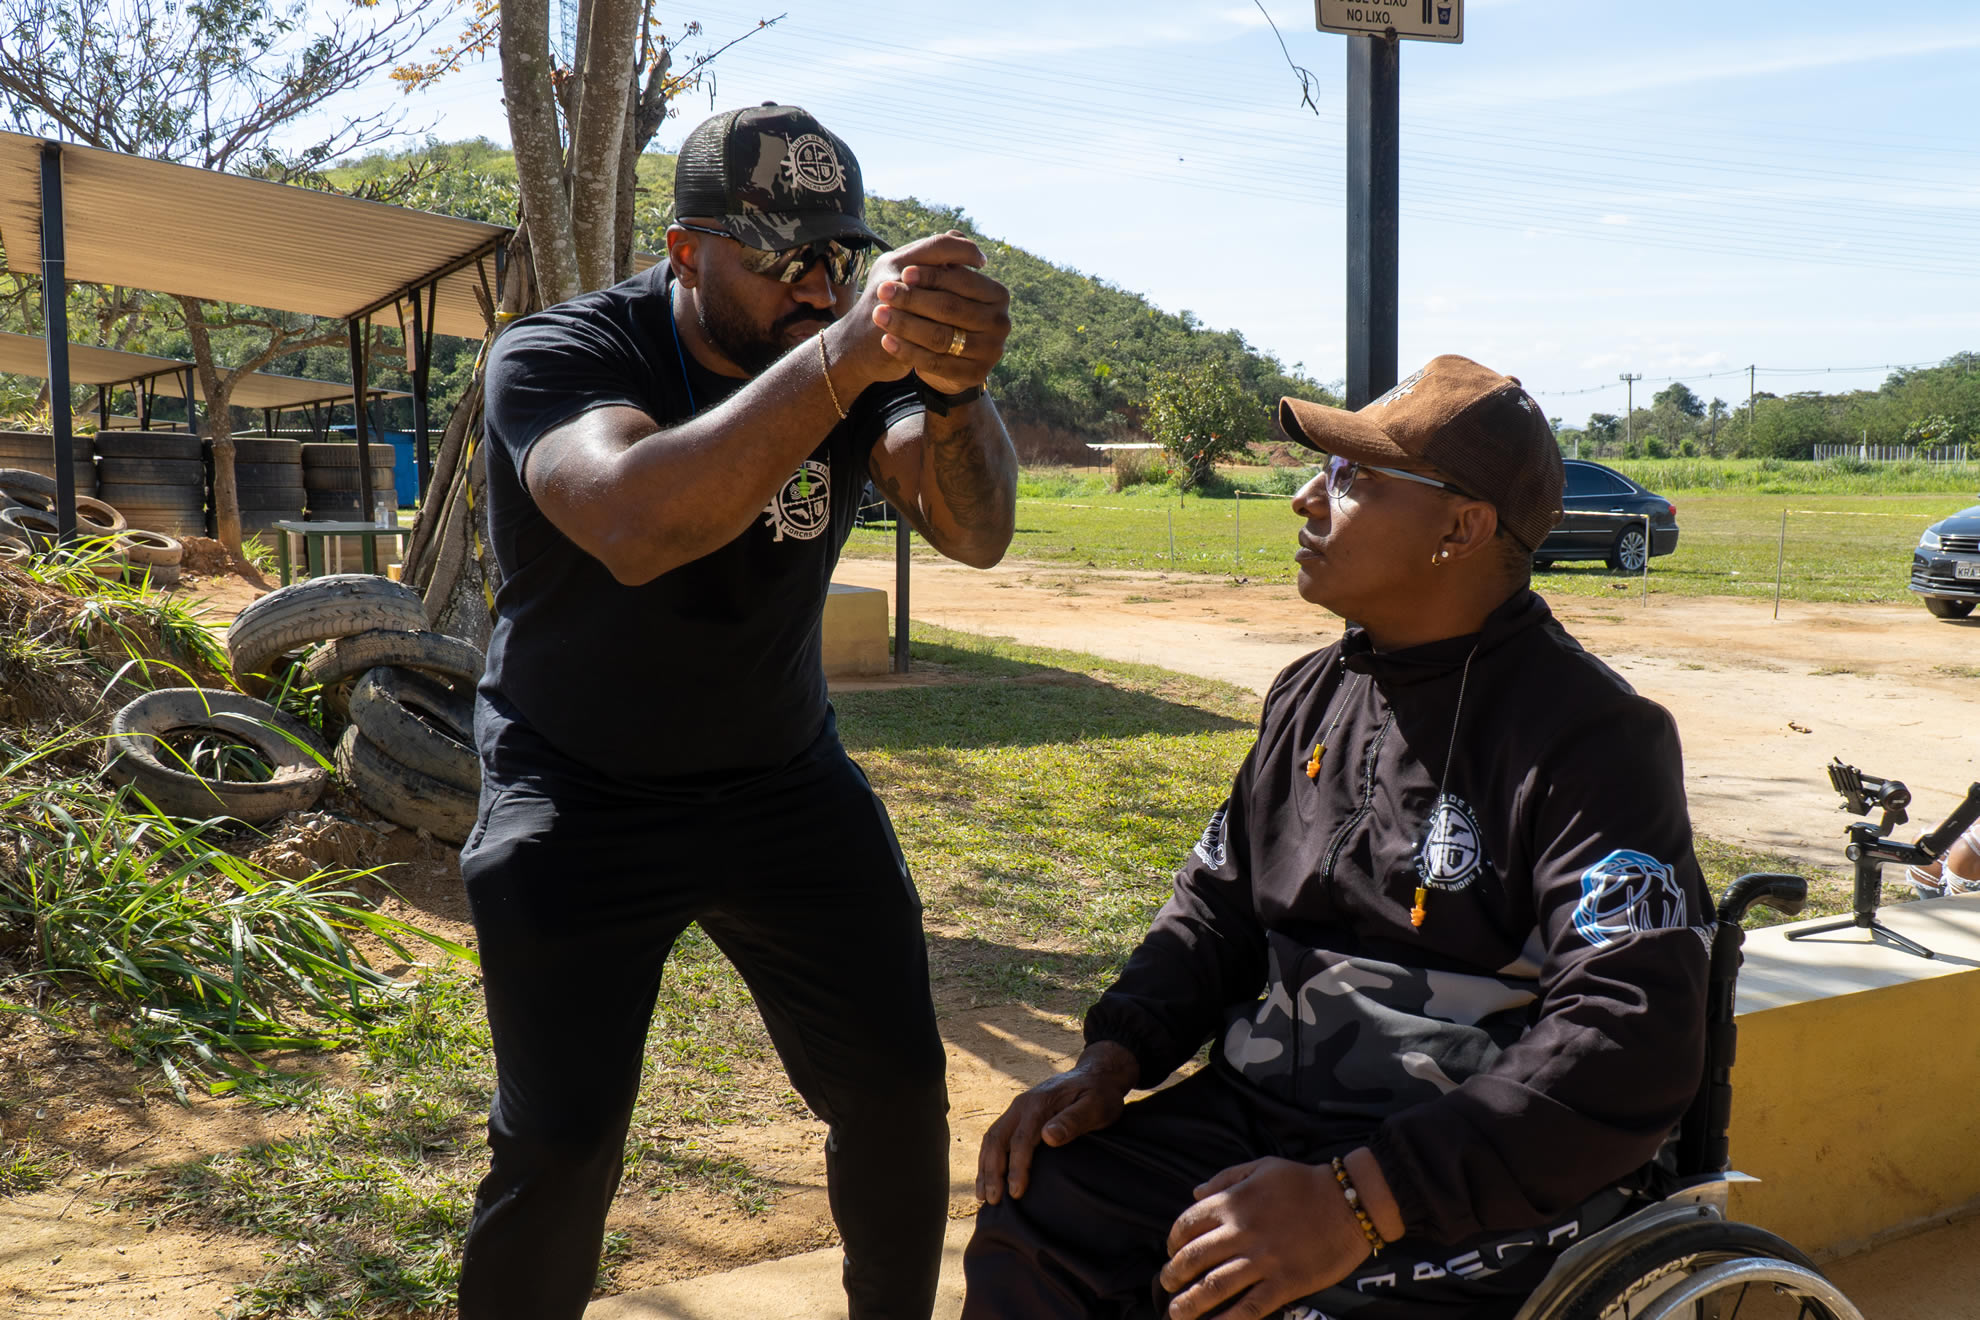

{"left": 530, "top": 320, "right": 875, "bottom": 584}
{"left": 918, "top": 398, "right": 1017, "bottom": 567}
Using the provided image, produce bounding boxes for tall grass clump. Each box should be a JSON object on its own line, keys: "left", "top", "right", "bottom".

{"left": 0, "top": 733, "right": 469, "bottom": 1098}
{"left": 1606, "top": 457, "right": 1980, "bottom": 496}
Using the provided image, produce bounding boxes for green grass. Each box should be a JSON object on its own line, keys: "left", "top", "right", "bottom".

{"left": 846, "top": 479, "right": 1968, "bottom": 605}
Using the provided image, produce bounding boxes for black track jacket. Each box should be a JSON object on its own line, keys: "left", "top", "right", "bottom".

{"left": 1085, "top": 589, "right": 1712, "bottom": 1246}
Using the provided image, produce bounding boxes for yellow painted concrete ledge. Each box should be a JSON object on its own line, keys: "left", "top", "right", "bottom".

{"left": 1730, "top": 894, "right": 1980, "bottom": 1257}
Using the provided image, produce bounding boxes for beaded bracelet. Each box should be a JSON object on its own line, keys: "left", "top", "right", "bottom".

{"left": 1331, "top": 1156, "right": 1388, "bottom": 1256}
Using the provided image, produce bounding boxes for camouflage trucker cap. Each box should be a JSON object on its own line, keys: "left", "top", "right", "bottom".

{"left": 1278, "top": 355, "right": 1565, "bottom": 550}
{"left": 673, "top": 103, "right": 880, "bottom": 251}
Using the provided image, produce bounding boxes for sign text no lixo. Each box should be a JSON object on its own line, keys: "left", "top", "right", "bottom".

{"left": 1316, "top": 0, "right": 1463, "bottom": 43}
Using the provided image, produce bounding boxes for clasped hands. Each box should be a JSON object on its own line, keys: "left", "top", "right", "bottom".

{"left": 840, "top": 229, "right": 1011, "bottom": 396}
{"left": 975, "top": 1041, "right": 1387, "bottom": 1320}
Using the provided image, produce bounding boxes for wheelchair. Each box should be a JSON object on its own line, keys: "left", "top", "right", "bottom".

{"left": 1509, "top": 872, "right": 1867, "bottom": 1320}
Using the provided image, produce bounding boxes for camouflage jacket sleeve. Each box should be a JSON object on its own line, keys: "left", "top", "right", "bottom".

{"left": 1368, "top": 699, "right": 1713, "bottom": 1244}
{"left": 1082, "top": 703, "right": 1278, "bottom": 1088}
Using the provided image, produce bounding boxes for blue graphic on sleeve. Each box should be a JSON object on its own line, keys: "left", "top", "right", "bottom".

{"left": 1573, "top": 850, "right": 1687, "bottom": 948}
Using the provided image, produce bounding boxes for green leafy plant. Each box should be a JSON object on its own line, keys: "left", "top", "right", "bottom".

{"left": 1145, "top": 364, "right": 1269, "bottom": 491}
{"left": 0, "top": 734, "right": 472, "bottom": 1098}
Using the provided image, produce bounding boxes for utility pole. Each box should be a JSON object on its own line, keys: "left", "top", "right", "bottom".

{"left": 1748, "top": 364, "right": 1757, "bottom": 454}
{"left": 1619, "top": 373, "right": 1642, "bottom": 453}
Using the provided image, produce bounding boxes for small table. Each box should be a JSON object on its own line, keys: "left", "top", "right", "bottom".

{"left": 272, "top": 519, "right": 413, "bottom": 584}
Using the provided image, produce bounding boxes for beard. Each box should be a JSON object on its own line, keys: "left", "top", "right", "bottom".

{"left": 696, "top": 294, "right": 836, "bottom": 377}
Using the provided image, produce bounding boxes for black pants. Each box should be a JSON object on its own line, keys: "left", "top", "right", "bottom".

{"left": 457, "top": 730, "right": 949, "bottom": 1320}
{"left": 963, "top": 1068, "right": 1628, "bottom": 1320}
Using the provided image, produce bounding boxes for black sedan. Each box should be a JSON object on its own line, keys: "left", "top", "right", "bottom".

{"left": 1534, "top": 460, "right": 1681, "bottom": 572}
{"left": 1910, "top": 505, "right": 1980, "bottom": 619}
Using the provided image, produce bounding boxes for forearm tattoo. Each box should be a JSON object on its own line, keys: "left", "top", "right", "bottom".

{"left": 927, "top": 413, "right": 1015, "bottom": 537}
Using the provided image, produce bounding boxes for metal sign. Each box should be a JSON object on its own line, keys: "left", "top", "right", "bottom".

{"left": 1317, "top": 0, "right": 1463, "bottom": 44}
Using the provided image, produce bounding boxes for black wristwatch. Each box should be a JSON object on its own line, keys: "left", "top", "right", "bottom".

{"left": 914, "top": 376, "right": 985, "bottom": 417}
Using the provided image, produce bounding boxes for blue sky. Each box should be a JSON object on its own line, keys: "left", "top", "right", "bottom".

{"left": 320, "top": 0, "right": 1978, "bottom": 423}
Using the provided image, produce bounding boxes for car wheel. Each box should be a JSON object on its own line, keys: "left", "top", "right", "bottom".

{"left": 1926, "top": 597, "right": 1976, "bottom": 620}
{"left": 1607, "top": 526, "right": 1650, "bottom": 572}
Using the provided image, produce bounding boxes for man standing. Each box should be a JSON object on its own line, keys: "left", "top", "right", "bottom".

{"left": 967, "top": 356, "right": 1710, "bottom": 1319}
{"left": 459, "top": 104, "right": 1017, "bottom": 1320}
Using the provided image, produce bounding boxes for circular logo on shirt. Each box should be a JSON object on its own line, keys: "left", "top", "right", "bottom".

{"left": 783, "top": 135, "right": 845, "bottom": 194}
{"left": 762, "top": 460, "right": 831, "bottom": 543}
{"left": 1416, "top": 794, "right": 1486, "bottom": 891}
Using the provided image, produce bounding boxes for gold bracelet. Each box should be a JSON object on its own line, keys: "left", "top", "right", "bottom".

{"left": 1331, "top": 1156, "right": 1387, "bottom": 1256}
{"left": 818, "top": 332, "right": 848, "bottom": 420}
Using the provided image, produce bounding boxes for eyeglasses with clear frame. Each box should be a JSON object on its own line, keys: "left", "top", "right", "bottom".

{"left": 1323, "top": 453, "right": 1474, "bottom": 502}
{"left": 672, "top": 220, "right": 874, "bottom": 289}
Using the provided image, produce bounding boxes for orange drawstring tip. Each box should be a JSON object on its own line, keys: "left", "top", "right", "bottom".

{"left": 1411, "top": 887, "right": 1430, "bottom": 929}
{"left": 1306, "top": 743, "right": 1323, "bottom": 780}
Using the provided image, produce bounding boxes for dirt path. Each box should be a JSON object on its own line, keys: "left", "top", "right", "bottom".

{"left": 836, "top": 556, "right": 1980, "bottom": 871}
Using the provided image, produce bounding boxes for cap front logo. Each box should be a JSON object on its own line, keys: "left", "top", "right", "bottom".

{"left": 1372, "top": 368, "right": 1427, "bottom": 409}
{"left": 783, "top": 134, "right": 845, "bottom": 193}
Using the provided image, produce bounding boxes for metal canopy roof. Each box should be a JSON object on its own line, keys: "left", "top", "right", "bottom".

{"left": 0, "top": 331, "right": 408, "bottom": 411}
{"left": 0, "top": 130, "right": 506, "bottom": 339}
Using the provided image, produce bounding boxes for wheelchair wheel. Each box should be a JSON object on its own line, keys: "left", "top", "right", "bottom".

{"left": 1554, "top": 1220, "right": 1863, "bottom": 1320}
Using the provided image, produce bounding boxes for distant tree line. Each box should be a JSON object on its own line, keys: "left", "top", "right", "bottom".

{"left": 1552, "top": 354, "right": 1980, "bottom": 461}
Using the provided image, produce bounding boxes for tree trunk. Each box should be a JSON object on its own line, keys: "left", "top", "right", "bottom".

{"left": 568, "top": 0, "right": 641, "bottom": 292}
{"left": 176, "top": 295, "right": 245, "bottom": 562}
{"left": 501, "top": 0, "right": 581, "bottom": 306}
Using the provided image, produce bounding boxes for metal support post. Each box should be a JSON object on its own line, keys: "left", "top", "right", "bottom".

{"left": 1234, "top": 491, "right": 1242, "bottom": 572}
{"left": 894, "top": 516, "right": 911, "bottom": 673}
{"left": 1345, "top": 32, "right": 1400, "bottom": 409}
{"left": 182, "top": 368, "right": 199, "bottom": 435}
{"left": 348, "top": 317, "right": 376, "bottom": 526}
{"left": 96, "top": 385, "right": 108, "bottom": 431}
{"left": 1773, "top": 508, "right": 1788, "bottom": 619}
{"left": 38, "top": 143, "right": 76, "bottom": 541}
{"left": 410, "top": 282, "right": 437, "bottom": 500}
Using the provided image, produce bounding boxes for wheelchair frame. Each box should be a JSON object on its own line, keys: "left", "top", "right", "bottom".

{"left": 1507, "top": 873, "right": 1870, "bottom": 1320}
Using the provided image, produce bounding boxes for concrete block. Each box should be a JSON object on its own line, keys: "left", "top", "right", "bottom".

{"left": 823, "top": 582, "right": 888, "bottom": 678}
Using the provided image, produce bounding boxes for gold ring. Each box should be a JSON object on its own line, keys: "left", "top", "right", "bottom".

{"left": 947, "top": 327, "right": 968, "bottom": 357}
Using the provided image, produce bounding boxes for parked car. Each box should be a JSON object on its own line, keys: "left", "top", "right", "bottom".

{"left": 1535, "top": 460, "right": 1681, "bottom": 571}
{"left": 1910, "top": 504, "right": 1980, "bottom": 619}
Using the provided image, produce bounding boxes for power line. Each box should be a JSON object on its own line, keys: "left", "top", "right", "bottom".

{"left": 1534, "top": 361, "right": 1945, "bottom": 398}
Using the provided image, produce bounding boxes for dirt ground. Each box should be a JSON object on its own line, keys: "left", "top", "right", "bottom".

{"left": 836, "top": 557, "right": 1980, "bottom": 872}
{"left": 6, "top": 557, "right": 1975, "bottom": 1314}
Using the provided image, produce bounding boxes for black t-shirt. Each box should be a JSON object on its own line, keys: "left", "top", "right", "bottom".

{"left": 478, "top": 262, "right": 921, "bottom": 790}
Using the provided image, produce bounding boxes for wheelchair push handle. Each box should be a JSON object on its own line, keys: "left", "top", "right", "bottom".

{"left": 1917, "top": 782, "right": 1980, "bottom": 860}
{"left": 1716, "top": 873, "right": 1808, "bottom": 927}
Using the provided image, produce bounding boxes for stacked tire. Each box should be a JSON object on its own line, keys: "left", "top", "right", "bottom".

{"left": 0, "top": 467, "right": 131, "bottom": 572}
{"left": 0, "top": 430, "right": 96, "bottom": 496}
{"left": 227, "top": 574, "right": 483, "bottom": 843}
{"left": 105, "top": 688, "right": 328, "bottom": 824}
{"left": 302, "top": 443, "right": 400, "bottom": 570}
{"left": 97, "top": 432, "right": 205, "bottom": 537}
{"left": 229, "top": 436, "right": 306, "bottom": 545}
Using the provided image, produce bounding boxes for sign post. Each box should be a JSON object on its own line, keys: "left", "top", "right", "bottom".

{"left": 1317, "top": 1, "right": 1462, "bottom": 408}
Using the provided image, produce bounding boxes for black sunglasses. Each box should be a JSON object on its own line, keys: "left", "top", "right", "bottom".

{"left": 1323, "top": 453, "right": 1473, "bottom": 501}
{"left": 673, "top": 220, "right": 873, "bottom": 289}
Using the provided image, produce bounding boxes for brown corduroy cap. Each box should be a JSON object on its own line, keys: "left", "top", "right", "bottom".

{"left": 1278, "top": 355, "right": 1565, "bottom": 550}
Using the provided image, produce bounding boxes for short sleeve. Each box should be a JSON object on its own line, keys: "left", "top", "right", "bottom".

{"left": 483, "top": 311, "right": 650, "bottom": 478}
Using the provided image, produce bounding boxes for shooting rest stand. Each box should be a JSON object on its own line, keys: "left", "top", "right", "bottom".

{"left": 1784, "top": 819, "right": 1939, "bottom": 960}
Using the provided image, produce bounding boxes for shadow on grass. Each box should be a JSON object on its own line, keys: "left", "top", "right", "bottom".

{"left": 837, "top": 640, "right": 1251, "bottom": 752}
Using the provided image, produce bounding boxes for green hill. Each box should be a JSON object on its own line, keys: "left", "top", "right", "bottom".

{"left": 321, "top": 141, "right": 1334, "bottom": 438}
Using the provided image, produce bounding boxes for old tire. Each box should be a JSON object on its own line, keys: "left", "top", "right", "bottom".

{"left": 299, "top": 627, "right": 484, "bottom": 720}
{"left": 98, "top": 457, "right": 204, "bottom": 485}
{"left": 1925, "top": 597, "right": 1976, "bottom": 620}
{"left": 302, "top": 444, "right": 394, "bottom": 467}
{"left": 75, "top": 496, "right": 129, "bottom": 537}
{"left": 228, "top": 573, "right": 427, "bottom": 694}
{"left": 105, "top": 688, "right": 327, "bottom": 824}
{"left": 1607, "top": 525, "right": 1650, "bottom": 573}
{"left": 336, "top": 724, "right": 476, "bottom": 843}
{"left": 0, "top": 467, "right": 56, "bottom": 507}
{"left": 232, "top": 438, "right": 303, "bottom": 464}
{"left": 301, "top": 466, "right": 396, "bottom": 492}
{"left": 97, "top": 434, "right": 201, "bottom": 461}
{"left": 0, "top": 540, "right": 27, "bottom": 565}
{"left": 348, "top": 667, "right": 479, "bottom": 792}
{"left": 97, "top": 481, "right": 204, "bottom": 512}
{"left": 119, "top": 530, "right": 185, "bottom": 568}
{"left": 0, "top": 505, "right": 57, "bottom": 549}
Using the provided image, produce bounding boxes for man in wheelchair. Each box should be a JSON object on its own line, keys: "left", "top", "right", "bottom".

{"left": 965, "top": 357, "right": 1718, "bottom": 1320}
